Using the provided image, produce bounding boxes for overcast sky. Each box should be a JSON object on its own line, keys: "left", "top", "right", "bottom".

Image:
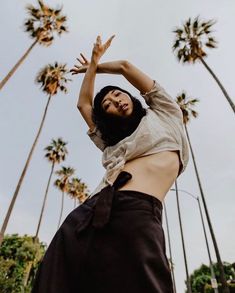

{"left": 0, "top": 0, "right": 234, "bottom": 292}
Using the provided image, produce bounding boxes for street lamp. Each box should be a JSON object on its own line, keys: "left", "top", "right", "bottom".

{"left": 174, "top": 181, "right": 192, "bottom": 293}
{"left": 170, "top": 188, "right": 219, "bottom": 293}
{"left": 163, "top": 201, "right": 177, "bottom": 293}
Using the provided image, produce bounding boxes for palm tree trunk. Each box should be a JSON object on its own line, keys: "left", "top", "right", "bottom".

{"left": 0, "top": 40, "right": 38, "bottom": 91}
{"left": 163, "top": 202, "right": 177, "bottom": 293}
{"left": 23, "top": 260, "right": 33, "bottom": 288}
{"left": 23, "top": 237, "right": 40, "bottom": 288}
{"left": 184, "top": 125, "right": 229, "bottom": 293}
{"left": 57, "top": 192, "right": 65, "bottom": 229}
{"left": 199, "top": 57, "right": 235, "bottom": 114}
{"left": 197, "top": 197, "right": 219, "bottom": 293}
{"left": 175, "top": 181, "right": 192, "bottom": 293}
{"left": 0, "top": 95, "right": 52, "bottom": 246}
{"left": 35, "top": 162, "right": 55, "bottom": 239}
{"left": 24, "top": 164, "right": 54, "bottom": 288}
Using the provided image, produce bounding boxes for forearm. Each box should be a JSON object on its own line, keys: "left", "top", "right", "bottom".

{"left": 75, "top": 35, "right": 115, "bottom": 131}
{"left": 77, "top": 61, "right": 97, "bottom": 108}
{"left": 97, "top": 60, "right": 125, "bottom": 74}
{"left": 98, "top": 60, "right": 153, "bottom": 94}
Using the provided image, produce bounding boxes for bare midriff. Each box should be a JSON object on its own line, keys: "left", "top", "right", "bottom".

{"left": 117, "top": 151, "right": 180, "bottom": 202}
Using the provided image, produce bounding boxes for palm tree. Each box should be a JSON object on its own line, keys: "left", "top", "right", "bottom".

{"left": 173, "top": 16, "right": 235, "bottom": 113}
{"left": 0, "top": 63, "right": 70, "bottom": 246}
{"left": 175, "top": 181, "right": 192, "bottom": 293}
{"left": 0, "top": 0, "right": 67, "bottom": 91}
{"left": 35, "top": 138, "right": 68, "bottom": 239}
{"left": 21, "top": 138, "right": 68, "bottom": 286}
{"left": 67, "top": 177, "right": 89, "bottom": 207}
{"left": 54, "top": 166, "right": 75, "bottom": 229}
{"left": 176, "top": 92, "right": 229, "bottom": 293}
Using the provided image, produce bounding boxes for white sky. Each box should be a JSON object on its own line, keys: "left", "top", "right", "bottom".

{"left": 0, "top": 0, "right": 234, "bottom": 292}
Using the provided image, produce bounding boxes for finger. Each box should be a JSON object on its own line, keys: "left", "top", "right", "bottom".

{"left": 72, "top": 64, "right": 80, "bottom": 69}
{"left": 78, "top": 54, "right": 85, "bottom": 63}
{"left": 104, "top": 34, "right": 115, "bottom": 47}
{"left": 76, "top": 57, "right": 86, "bottom": 64}
{"left": 77, "top": 57, "right": 85, "bottom": 65}
{"left": 96, "top": 35, "right": 102, "bottom": 44}
{"left": 80, "top": 53, "right": 89, "bottom": 63}
{"left": 76, "top": 58, "right": 82, "bottom": 63}
{"left": 109, "top": 34, "right": 115, "bottom": 41}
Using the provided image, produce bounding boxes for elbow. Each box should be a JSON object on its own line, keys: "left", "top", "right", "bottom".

{"left": 77, "top": 103, "right": 93, "bottom": 115}
{"left": 77, "top": 103, "right": 82, "bottom": 111}
{"left": 77, "top": 103, "right": 86, "bottom": 112}
{"left": 120, "top": 60, "right": 131, "bottom": 74}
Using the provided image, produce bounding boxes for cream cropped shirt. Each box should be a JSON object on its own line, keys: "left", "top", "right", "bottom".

{"left": 87, "top": 80, "right": 189, "bottom": 197}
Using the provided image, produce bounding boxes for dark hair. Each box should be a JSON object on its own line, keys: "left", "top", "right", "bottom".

{"left": 92, "top": 85, "right": 146, "bottom": 147}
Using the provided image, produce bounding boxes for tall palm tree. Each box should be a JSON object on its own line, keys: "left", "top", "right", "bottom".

{"left": 173, "top": 16, "right": 235, "bottom": 113}
{"left": 67, "top": 177, "right": 89, "bottom": 207}
{"left": 175, "top": 181, "right": 192, "bottom": 293}
{"left": 176, "top": 92, "right": 229, "bottom": 292}
{"left": 35, "top": 138, "right": 68, "bottom": 239}
{"left": 54, "top": 166, "right": 75, "bottom": 229}
{"left": 0, "top": 0, "right": 67, "bottom": 91}
{"left": 0, "top": 63, "right": 70, "bottom": 246}
{"left": 21, "top": 138, "right": 68, "bottom": 287}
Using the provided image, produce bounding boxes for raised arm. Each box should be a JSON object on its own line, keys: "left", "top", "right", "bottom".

{"left": 96, "top": 61, "right": 181, "bottom": 118}
{"left": 98, "top": 61, "right": 154, "bottom": 94}
{"left": 75, "top": 35, "right": 115, "bottom": 131}
{"left": 72, "top": 58, "right": 154, "bottom": 95}
{"left": 71, "top": 36, "right": 180, "bottom": 123}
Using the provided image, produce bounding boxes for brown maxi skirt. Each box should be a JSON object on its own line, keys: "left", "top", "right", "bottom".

{"left": 32, "top": 171, "right": 174, "bottom": 293}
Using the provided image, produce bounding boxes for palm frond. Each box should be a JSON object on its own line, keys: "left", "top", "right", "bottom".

{"left": 175, "top": 92, "right": 199, "bottom": 124}
{"left": 24, "top": 0, "right": 67, "bottom": 46}
{"left": 67, "top": 177, "right": 89, "bottom": 204}
{"left": 36, "top": 62, "right": 70, "bottom": 96}
{"left": 172, "top": 16, "right": 217, "bottom": 63}
{"left": 44, "top": 138, "right": 68, "bottom": 164}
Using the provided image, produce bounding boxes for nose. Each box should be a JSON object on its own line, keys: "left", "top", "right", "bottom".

{"left": 114, "top": 101, "right": 120, "bottom": 107}
{"left": 112, "top": 97, "right": 121, "bottom": 106}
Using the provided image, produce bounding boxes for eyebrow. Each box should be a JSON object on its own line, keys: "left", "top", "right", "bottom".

{"left": 101, "top": 90, "right": 115, "bottom": 105}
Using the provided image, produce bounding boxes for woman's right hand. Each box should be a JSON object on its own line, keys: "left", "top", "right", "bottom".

{"left": 91, "top": 35, "right": 115, "bottom": 64}
{"left": 70, "top": 53, "right": 90, "bottom": 75}
{"left": 70, "top": 35, "right": 115, "bottom": 75}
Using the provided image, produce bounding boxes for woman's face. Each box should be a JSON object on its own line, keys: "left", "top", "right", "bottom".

{"left": 101, "top": 89, "right": 133, "bottom": 116}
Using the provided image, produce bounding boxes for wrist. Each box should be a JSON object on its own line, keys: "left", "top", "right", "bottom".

{"left": 91, "top": 56, "right": 99, "bottom": 66}
{"left": 89, "top": 59, "right": 99, "bottom": 69}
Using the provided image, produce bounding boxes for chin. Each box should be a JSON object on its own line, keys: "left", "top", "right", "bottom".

{"left": 126, "top": 109, "right": 133, "bottom": 116}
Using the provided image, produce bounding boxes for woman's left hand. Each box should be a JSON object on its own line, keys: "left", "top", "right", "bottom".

{"left": 70, "top": 53, "right": 90, "bottom": 75}
{"left": 91, "top": 35, "right": 115, "bottom": 64}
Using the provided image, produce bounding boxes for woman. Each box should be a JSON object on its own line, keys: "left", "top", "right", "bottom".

{"left": 32, "top": 35, "right": 189, "bottom": 293}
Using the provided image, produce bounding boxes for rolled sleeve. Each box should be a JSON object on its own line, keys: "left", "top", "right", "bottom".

{"left": 87, "top": 127, "right": 106, "bottom": 151}
{"left": 141, "top": 80, "right": 182, "bottom": 119}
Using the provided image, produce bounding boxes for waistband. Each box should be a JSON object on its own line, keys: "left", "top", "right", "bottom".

{"left": 114, "top": 189, "right": 162, "bottom": 209}
{"left": 91, "top": 171, "right": 162, "bottom": 229}
{"left": 75, "top": 172, "right": 163, "bottom": 235}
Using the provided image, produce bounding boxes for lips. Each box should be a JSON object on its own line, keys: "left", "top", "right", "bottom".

{"left": 119, "top": 104, "right": 128, "bottom": 111}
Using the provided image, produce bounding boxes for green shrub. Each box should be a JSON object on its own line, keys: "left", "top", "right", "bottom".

{"left": 204, "top": 283, "right": 235, "bottom": 293}
{"left": 0, "top": 234, "right": 46, "bottom": 293}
